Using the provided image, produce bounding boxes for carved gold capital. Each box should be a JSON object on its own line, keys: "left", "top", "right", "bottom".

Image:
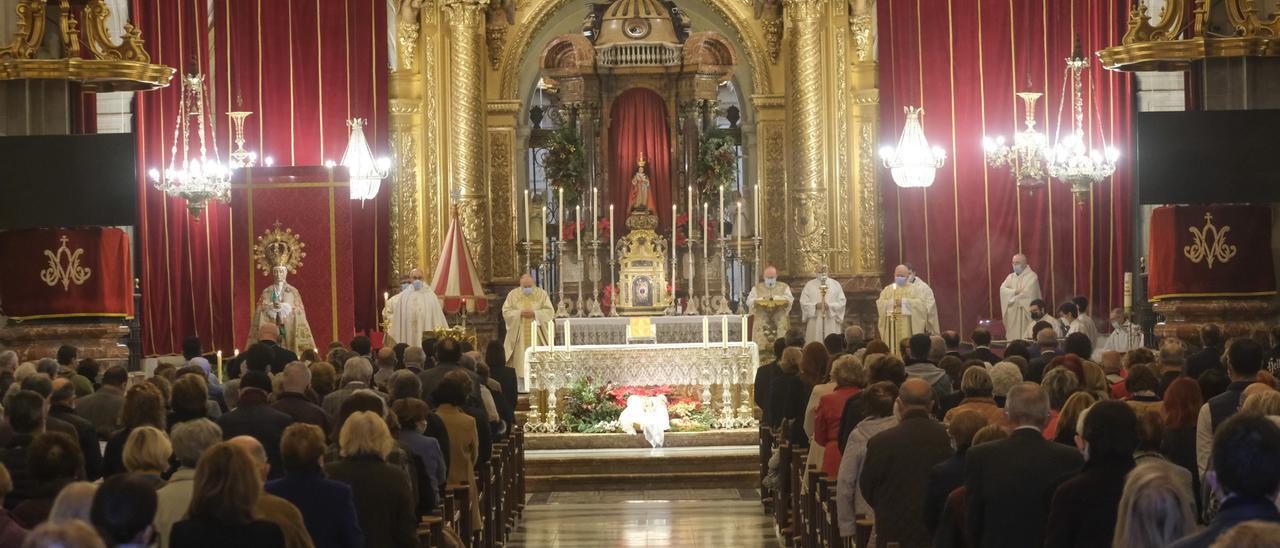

{"left": 784, "top": 0, "right": 826, "bottom": 23}
{"left": 445, "top": 0, "right": 490, "bottom": 280}
{"left": 445, "top": 0, "right": 490, "bottom": 29}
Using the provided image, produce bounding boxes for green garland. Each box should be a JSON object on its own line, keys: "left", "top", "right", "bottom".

{"left": 560, "top": 377, "right": 623, "bottom": 433}
{"left": 694, "top": 131, "right": 739, "bottom": 214}
{"left": 543, "top": 126, "right": 587, "bottom": 208}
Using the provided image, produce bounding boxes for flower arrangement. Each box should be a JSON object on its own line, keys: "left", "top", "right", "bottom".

{"left": 694, "top": 131, "right": 739, "bottom": 210}
{"left": 560, "top": 221, "right": 582, "bottom": 242}
{"left": 608, "top": 385, "right": 674, "bottom": 406}
{"left": 561, "top": 377, "right": 623, "bottom": 433}
{"left": 543, "top": 126, "right": 586, "bottom": 206}
{"left": 674, "top": 212, "right": 716, "bottom": 247}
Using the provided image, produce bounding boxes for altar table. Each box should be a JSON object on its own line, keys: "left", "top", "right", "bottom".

{"left": 523, "top": 341, "right": 759, "bottom": 432}
{"left": 552, "top": 315, "right": 747, "bottom": 345}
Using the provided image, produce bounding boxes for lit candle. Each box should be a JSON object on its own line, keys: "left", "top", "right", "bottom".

{"left": 383, "top": 291, "right": 389, "bottom": 303}
{"left": 524, "top": 189, "right": 531, "bottom": 242}
{"left": 543, "top": 194, "right": 550, "bottom": 244}
{"left": 532, "top": 319, "right": 540, "bottom": 348}
{"left": 609, "top": 204, "right": 615, "bottom": 263}
{"left": 558, "top": 187, "right": 565, "bottom": 241}
{"left": 592, "top": 187, "right": 599, "bottom": 241}
{"left": 575, "top": 205, "right": 582, "bottom": 261}
{"left": 216, "top": 350, "right": 223, "bottom": 383}
{"left": 687, "top": 184, "right": 693, "bottom": 230}
{"left": 736, "top": 199, "right": 743, "bottom": 251}
{"left": 671, "top": 203, "right": 678, "bottom": 298}
{"left": 702, "top": 202, "right": 709, "bottom": 258}
{"left": 565, "top": 319, "right": 572, "bottom": 349}
{"left": 754, "top": 183, "right": 761, "bottom": 236}
{"left": 702, "top": 316, "right": 709, "bottom": 349}
{"left": 718, "top": 184, "right": 725, "bottom": 239}
{"left": 721, "top": 315, "right": 728, "bottom": 349}
{"left": 741, "top": 315, "right": 748, "bottom": 346}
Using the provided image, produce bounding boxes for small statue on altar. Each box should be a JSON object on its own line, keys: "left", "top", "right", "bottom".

{"left": 628, "top": 152, "right": 654, "bottom": 213}
{"left": 249, "top": 265, "right": 317, "bottom": 354}
{"left": 502, "top": 274, "right": 555, "bottom": 384}
{"left": 746, "top": 265, "right": 794, "bottom": 348}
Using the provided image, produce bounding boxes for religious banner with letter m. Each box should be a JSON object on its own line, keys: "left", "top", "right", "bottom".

{"left": 0, "top": 228, "right": 134, "bottom": 320}
{"left": 1148, "top": 205, "right": 1276, "bottom": 301}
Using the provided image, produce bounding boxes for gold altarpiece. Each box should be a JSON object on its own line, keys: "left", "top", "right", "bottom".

{"left": 388, "top": 0, "right": 885, "bottom": 297}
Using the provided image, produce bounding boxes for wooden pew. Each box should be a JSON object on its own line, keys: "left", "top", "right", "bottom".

{"left": 760, "top": 425, "right": 776, "bottom": 511}
{"left": 773, "top": 437, "right": 793, "bottom": 538}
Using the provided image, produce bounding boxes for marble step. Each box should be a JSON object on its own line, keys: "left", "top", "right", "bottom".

{"left": 526, "top": 445, "right": 760, "bottom": 491}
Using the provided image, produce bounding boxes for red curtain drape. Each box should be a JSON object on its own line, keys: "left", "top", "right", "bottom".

{"left": 609, "top": 88, "right": 672, "bottom": 232}
{"left": 878, "top": 0, "right": 1132, "bottom": 338}
{"left": 137, "top": 0, "right": 388, "bottom": 355}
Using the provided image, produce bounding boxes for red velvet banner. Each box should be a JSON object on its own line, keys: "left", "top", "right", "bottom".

{"left": 609, "top": 88, "right": 673, "bottom": 232}
{"left": 1148, "top": 205, "right": 1275, "bottom": 301}
{"left": 0, "top": 228, "right": 133, "bottom": 320}
{"left": 230, "top": 167, "right": 356, "bottom": 349}
{"left": 879, "top": 0, "right": 1133, "bottom": 337}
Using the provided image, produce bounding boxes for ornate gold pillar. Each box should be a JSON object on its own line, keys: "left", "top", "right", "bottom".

{"left": 444, "top": 0, "right": 491, "bottom": 279}
{"left": 389, "top": 5, "right": 424, "bottom": 282}
{"left": 849, "top": 0, "right": 882, "bottom": 279}
{"left": 784, "top": 0, "right": 829, "bottom": 275}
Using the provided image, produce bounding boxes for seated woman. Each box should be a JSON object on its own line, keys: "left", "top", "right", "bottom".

{"left": 122, "top": 426, "right": 172, "bottom": 490}
{"left": 266, "top": 423, "right": 365, "bottom": 548}
{"left": 325, "top": 412, "right": 418, "bottom": 548}
{"left": 434, "top": 370, "right": 481, "bottom": 535}
{"left": 169, "top": 442, "right": 285, "bottom": 547}
{"left": 391, "top": 398, "right": 447, "bottom": 513}
{"left": 836, "top": 382, "right": 899, "bottom": 539}
{"left": 12, "top": 433, "right": 83, "bottom": 528}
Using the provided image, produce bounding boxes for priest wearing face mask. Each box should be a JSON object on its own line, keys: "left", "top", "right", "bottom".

{"left": 381, "top": 275, "right": 411, "bottom": 342}
{"left": 390, "top": 268, "right": 449, "bottom": 348}
{"left": 876, "top": 264, "right": 934, "bottom": 357}
{"left": 502, "top": 274, "right": 555, "bottom": 388}
{"left": 1093, "top": 308, "right": 1144, "bottom": 360}
{"left": 747, "top": 266, "right": 795, "bottom": 349}
{"left": 999, "top": 253, "right": 1042, "bottom": 342}
{"left": 904, "top": 263, "right": 941, "bottom": 335}
{"left": 800, "top": 264, "right": 846, "bottom": 344}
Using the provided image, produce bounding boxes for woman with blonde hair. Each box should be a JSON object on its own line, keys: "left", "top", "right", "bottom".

{"left": 46, "top": 482, "right": 96, "bottom": 523}
{"left": 170, "top": 443, "right": 285, "bottom": 546}
{"left": 1112, "top": 462, "right": 1197, "bottom": 548}
{"left": 1054, "top": 391, "right": 1097, "bottom": 446}
{"left": 103, "top": 383, "right": 167, "bottom": 477}
{"left": 1240, "top": 389, "right": 1280, "bottom": 417}
{"left": 325, "top": 411, "right": 418, "bottom": 547}
{"left": 122, "top": 426, "right": 172, "bottom": 490}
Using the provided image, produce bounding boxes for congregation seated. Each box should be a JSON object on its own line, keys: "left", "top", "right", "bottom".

{"left": 768, "top": 346, "right": 821, "bottom": 447}
{"left": 122, "top": 426, "right": 172, "bottom": 490}
{"left": 102, "top": 384, "right": 167, "bottom": 478}
{"left": 48, "top": 378, "right": 103, "bottom": 481}
{"left": 266, "top": 423, "right": 365, "bottom": 548}
{"left": 217, "top": 370, "right": 295, "bottom": 480}
{"left": 811, "top": 356, "right": 864, "bottom": 478}
{"left": 154, "top": 419, "right": 222, "bottom": 548}
{"left": 226, "top": 435, "right": 313, "bottom": 548}
{"left": 12, "top": 431, "right": 83, "bottom": 527}
{"left": 325, "top": 411, "right": 419, "bottom": 548}
{"left": 435, "top": 370, "right": 482, "bottom": 534}
{"left": 169, "top": 442, "right": 287, "bottom": 548}
{"left": 75, "top": 365, "right": 129, "bottom": 441}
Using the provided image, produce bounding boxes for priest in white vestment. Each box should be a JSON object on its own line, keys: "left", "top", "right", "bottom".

{"left": 877, "top": 264, "right": 933, "bottom": 356}
{"left": 390, "top": 268, "right": 449, "bottom": 348}
{"left": 800, "top": 265, "right": 846, "bottom": 344}
{"left": 1093, "top": 308, "right": 1144, "bottom": 361}
{"left": 747, "top": 265, "right": 795, "bottom": 348}
{"left": 998, "top": 254, "right": 1041, "bottom": 342}
{"left": 503, "top": 274, "right": 555, "bottom": 387}
{"left": 381, "top": 277, "right": 410, "bottom": 343}
{"left": 249, "top": 265, "right": 317, "bottom": 354}
{"left": 906, "top": 264, "right": 941, "bottom": 335}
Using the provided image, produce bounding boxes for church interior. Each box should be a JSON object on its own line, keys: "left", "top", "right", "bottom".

{"left": 2, "top": 0, "right": 1280, "bottom": 545}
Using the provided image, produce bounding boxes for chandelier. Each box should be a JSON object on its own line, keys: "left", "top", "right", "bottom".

{"left": 341, "top": 119, "right": 391, "bottom": 201}
{"left": 881, "top": 106, "right": 947, "bottom": 188}
{"left": 983, "top": 92, "right": 1049, "bottom": 189}
{"left": 1045, "top": 45, "right": 1119, "bottom": 200}
{"left": 148, "top": 72, "right": 231, "bottom": 217}
{"left": 225, "top": 108, "right": 258, "bottom": 168}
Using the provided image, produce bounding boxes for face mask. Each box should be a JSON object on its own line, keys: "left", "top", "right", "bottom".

{"left": 1031, "top": 311, "right": 1045, "bottom": 320}
{"left": 400, "top": 283, "right": 410, "bottom": 292}
{"left": 522, "top": 286, "right": 534, "bottom": 295}
{"left": 412, "top": 280, "right": 425, "bottom": 291}
{"left": 894, "top": 276, "right": 907, "bottom": 287}
{"left": 1012, "top": 264, "right": 1024, "bottom": 274}
{"left": 1111, "top": 321, "right": 1122, "bottom": 331}
{"left": 765, "top": 277, "right": 777, "bottom": 288}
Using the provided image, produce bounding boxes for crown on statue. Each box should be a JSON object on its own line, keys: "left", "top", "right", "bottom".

{"left": 636, "top": 151, "right": 647, "bottom": 172}
{"left": 253, "top": 222, "right": 307, "bottom": 276}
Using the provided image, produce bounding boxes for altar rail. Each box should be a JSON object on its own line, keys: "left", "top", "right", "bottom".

{"left": 523, "top": 342, "right": 759, "bottom": 432}
{"left": 552, "top": 315, "right": 746, "bottom": 345}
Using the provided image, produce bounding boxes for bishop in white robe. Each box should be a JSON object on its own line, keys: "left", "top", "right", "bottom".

{"left": 877, "top": 264, "right": 933, "bottom": 356}
{"left": 390, "top": 268, "right": 449, "bottom": 348}
{"left": 800, "top": 266, "right": 846, "bottom": 344}
{"left": 998, "top": 254, "right": 1041, "bottom": 342}
{"left": 503, "top": 274, "right": 555, "bottom": 385}
{"left": 747, "top": 265, "right": 795, "bottom": 348}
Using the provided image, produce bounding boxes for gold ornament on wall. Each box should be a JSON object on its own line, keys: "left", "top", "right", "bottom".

{"left": 41, "top": 236, "right": 92, "bottom": 291}
{"left": 253, "top": 223, "right": 307, "bottom": 275}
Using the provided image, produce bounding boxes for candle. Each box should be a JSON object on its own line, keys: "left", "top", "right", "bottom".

{"left": 721, "top": 315, "right": 728, "bottom": 349}
{"left": 216, "top": 350, "right": 223, "bottom": 383}
{"left": 736, "top": 199, "right": 743, "bottom": 251}
{"left": 702, "top": 316, "right": 709, "bottom": 349}
{"left": 524, "top": 189, "right": 531, "bottom": 242}
{"left": 672, "top": 203, "right": 678, "bottom": 298}
{"left": 741, "top": 315, "right": 748, "bottom": 346}
{"left": 1124, "top": 272, "right": 1134, "bottom": 311}
{"left": 592, "top": 187, "right": 599, "bottom": 241}
{"left": 718, "top": 184, "right": 725, "bottom": 239}
{"left": 609, "top": 204, "right": 615, "bottom": 262}
{"left": 549, "top": 319, "right": 556, "bottom": 351}
{"left": 558, "top": 187, "right": 565, "bottom": 241}
{"left": 702, "top": 202, "right": 709, "bottom": 259}
{"left": 565, "top": 319, "right": 572, "bottom": 349}
{"left": 754, "top": 183, "right": 761, "bottom": 236}
{"left": 383, "top": 291, "right": 389, "bottom": 303}
{"left": 575, "top": 205, "right": 582, "bottom": 261}
{"left": 532, "top": 320, "right": 540, "bottom": 348}
{"left": 687, "top": 184, "right": 693, "bottom": 230}
{"left": 543, "top": 194, "right": 550, "bottom": 244}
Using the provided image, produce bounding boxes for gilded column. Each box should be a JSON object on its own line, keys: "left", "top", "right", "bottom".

{"left": 850, "top": 0, "right": 883, "bottom": 279}
{"left": 389, "top": 1, "right": 428, "bottom": 281}
{"left": 445, "top": 0, "right": 491, "bottom": 279}
{"left": 785, "top": 0, "right": 829, "bottom": 274}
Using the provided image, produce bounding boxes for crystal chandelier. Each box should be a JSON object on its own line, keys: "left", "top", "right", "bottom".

{"left": 341, "top": 119, "right": 391, "bottom": 201}
{"left": 149, "top": 72, "right": 231, "bottom": 217}
{"left": 881, "top": 106, "right": 946, "bottom": 188}
{"left": 1045, "top": 45, "right": 1119, "bottom": 200}
{"left": 983, "top": 92, "right": 1049, "bottom": 189}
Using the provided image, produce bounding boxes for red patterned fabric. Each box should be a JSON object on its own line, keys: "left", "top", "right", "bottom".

{"left": 0, "top": 228, "right": 133, "bottom": 320}
{"left": 136, "top": 0, "right": 387, "bottom": 355}
{"left": 1148, "top": 205, "right": 1274, "bottom": 301}
{"left": 609, "top": 88, "right": 673, "bottom": 232}
{"left": 878, "top": 0, "right": 1133, "bottom": 336}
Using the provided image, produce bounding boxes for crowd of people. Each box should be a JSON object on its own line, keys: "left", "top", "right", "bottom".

{"left": 0, "top": 330, "right": 519, "bottom": 547}
{"left": 758, "top": 323, "right": 1280, "bottom": 548}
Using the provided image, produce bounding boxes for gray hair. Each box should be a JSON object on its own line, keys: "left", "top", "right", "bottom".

{"left": 989, "top": 362, "right": 1024, "bottom": 397}
{"left": 404, "top": 346, "right": 427, "bottom": 367}
{"left": 342, "top": 357, "right": 373, "bottom": 383}
{"left": 1005, "top": 382, "right": 1051, "bottom": 427}
{"left": 35, "top": 358, "right": 57, "bottom": 378}
{"left": 1042, "top": 367, "right": 1080, "bottom": 410}
{"left": 170, "top": 419, "right": 223, "bottom": 468}
{"left": 281, "top": 361, "right": 311, "bottom": 391}
{"left": 47, "top": 482, "right": 97, "bottom": 524}
{"left": 0, "top": 351, "right": 17, "bottom": 372}
{"left": 928, "top": 336, "right": 946, "bottom": 363}
{"left": 961, "top": 367, "right": 994, "bottom": 397}
{"left": 350, "top": 388, "right": 387, "bottom": 416}
{"left": 460, "top": 353, "right": 477, "bottom": 372}
{"left": 831, "top": 355, "right": 866, "bottom": 387}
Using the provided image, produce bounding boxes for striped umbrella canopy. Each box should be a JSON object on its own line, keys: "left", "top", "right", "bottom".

{"left": 430, "top": 204, "right": 489, "bottom": 314}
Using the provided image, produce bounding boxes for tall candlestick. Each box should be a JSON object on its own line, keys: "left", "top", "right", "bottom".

{"left": 524, "top": 189, "right": 531, "bottom": 242}
{"left": 718, "top": 184, "right": 725, "bottom": 238}
{"left": 565, "top": 319, "right": 572, "bottom": 349}
{"left": 702, "top": 202, "right": 709, "bottom": 259}
{"left": 687, "top": 184, "right": 693, "bottom": 230}
{"left": 671, "top": 203, "right": 678, "bottom": 301}
{"left": 736, "top": 200, "right": 743, "bottom": 251}
{"left": 532, "top": 319, "right": 540, "bottom": 348}
{"left": 754, "top": 183, "right": 761, "bottom": 236}
{"left": 549, "top": 319, "right": 556, "bottom": 351}
{"left": 592, "top": 187, "right": 599, "bottom": 241}
{"left": 741, "top": 315, "right": 748, "bottom": 345}
{"left": 558, "top": 187, "right": 565, "bottom": 240}
{"left": 609, "top": 204, "right": 615, "bottom": 263}
{"left": 721, "top": 315, "right": 728, "bottom": 349}
{"left": 575, "top": 205, "right": 582, "bottom": 261}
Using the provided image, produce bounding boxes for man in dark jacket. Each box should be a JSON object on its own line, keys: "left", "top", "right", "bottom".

{"left": 0, "top": 391, "right": 47, "bottom": 508}
{"left": 418, "top": 339, "right": 483, "bottom": 406}
{"left": 73, "top": 365, "right": 128, "bottom": 440}
{"left": 965, "top": 382, "right": 1083, "bottom": 548}
{"left": 218, "top": 371, "right": 295, "bottom": 479}
{"left": 48, "top": 378, "right": 103, "bottom": 480}
{"left": 1171, "top": 414, "right": 1280, "bottom": 548}
{"left": 962, "top": 328, "right": 1001, "bottom": 365}
{"left": 860, "top": 378, "right": 955, "bottom": 548}
{"left": 1185, "top": 323, "right": 1224, "bottom": 379}
{"left": 754, "top": 338, "right": 786, "bottom": 417}
{"left": 272, "top": 362, "right": 330, "bottom": 433}
{"left": 1026, "top": 328, "right": 1060, "bottom": 383}
{"left": 1196, "top": 338, "right": 1265, "bottom": 478}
